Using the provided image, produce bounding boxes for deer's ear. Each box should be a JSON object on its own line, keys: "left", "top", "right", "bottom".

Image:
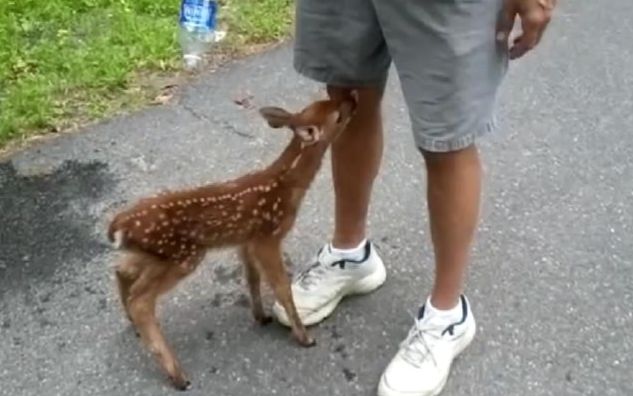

{"left": 259, "top": 107, "right": 293, "bottom": 129}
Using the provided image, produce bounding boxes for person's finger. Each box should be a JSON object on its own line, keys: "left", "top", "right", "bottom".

{"left": 495, "top": 2, "right": 517, "bottom": 44}
{"left": 509, "top": 9, "right": 549, "bottom": 59}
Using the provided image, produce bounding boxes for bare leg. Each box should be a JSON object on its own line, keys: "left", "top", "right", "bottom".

{"left": 327, "top": 85, "right": 385, "bottom": 248}
{"left": 422, "top": 145, "right": 482, "bottom": 309}
{"left": 239, "top": 244, "right": 271, "bottom": 325}
{"left": 251, "top": 239, "right": 314, "bottom": 347}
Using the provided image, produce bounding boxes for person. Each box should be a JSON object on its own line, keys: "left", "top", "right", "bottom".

{"left": 271, "top": 0, "right": 556, "bottom": 395}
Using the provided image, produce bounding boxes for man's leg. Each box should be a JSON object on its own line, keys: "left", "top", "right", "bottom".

{"left": 272, "top": 85, "right": 388, "bottom": 326}
{"left": 377, "top": 146, "right": 483, "bottom": 396}
{"left": 376, "top": 0, "right": 507, "bottom": 395}
{"left": 328, "top": 86, "right": 384, "bottom": 249}
{"left": 423, "top": 146, "right": 482, "bottom": 310}
{"left": 272, "top": 0, "right": 390, "bottom": 327}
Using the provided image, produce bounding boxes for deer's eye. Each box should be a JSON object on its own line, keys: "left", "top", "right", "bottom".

{"left": 306, "top": 126, "right": 318, "bottom": 137}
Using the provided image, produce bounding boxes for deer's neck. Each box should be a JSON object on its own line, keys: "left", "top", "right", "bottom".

{"left": 270, "top": 136, "right": 329, "bottom": 189}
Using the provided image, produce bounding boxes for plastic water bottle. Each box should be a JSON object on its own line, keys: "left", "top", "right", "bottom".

{"left": 179, "top": 0, "right": 217, "bottom": 70}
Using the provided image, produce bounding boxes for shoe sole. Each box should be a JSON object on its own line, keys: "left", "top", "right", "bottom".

{"left": 376, "top": 318, "right": 477, "bottom": 396}
{"left": 273, "top": 260, "right": 387, "bottom": 327}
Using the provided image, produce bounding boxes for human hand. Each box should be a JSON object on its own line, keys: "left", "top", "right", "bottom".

{"left": 496, "top": 0, "right": 557, "bottom": 60}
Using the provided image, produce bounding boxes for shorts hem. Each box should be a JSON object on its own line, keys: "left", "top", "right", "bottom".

{"left": 415, "top": 118, "right": 497, "bottom": 153}
{"left": 293, "top": 61, "right": 388, "bottom": 88}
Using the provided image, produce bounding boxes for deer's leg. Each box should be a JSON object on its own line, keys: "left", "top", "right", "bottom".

{"left": 114, "top": 252, "right": 144, "bottom": 323}
{"left": 128, "top": 287, "right": 190, "bottom": 391}
{"left": 251, "top": 239, "right": 315, "bottom": 347}
{"left": 115, "top": 268, "right": 134, "bottom": 322}
{"left": 239, "top": 244, "right": 270, "bottom": 325}
{"left": 127, "top": 254, "right": 201, "bottom": 391}
{"left": 125, "top": 258, "right": 167, "bottom": 340}
{"left": 128, "top": 259, "right": 166, "bottom": 301}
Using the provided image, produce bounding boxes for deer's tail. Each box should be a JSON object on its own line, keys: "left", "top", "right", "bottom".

{"left": 107, "top": 214, "right": 127, "bottom": 249}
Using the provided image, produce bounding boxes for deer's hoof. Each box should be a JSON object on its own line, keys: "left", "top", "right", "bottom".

{"left": 256, "top": 315, "right": 273, "bottom": 326}
{"left": 128, "top": 325, "right": 140, "bottom": 338}
{"left": 171, "top": 376, "right": 192, "bottom": 391}
{"left": 299, "top": 336, "right": 317, "bottom": 348}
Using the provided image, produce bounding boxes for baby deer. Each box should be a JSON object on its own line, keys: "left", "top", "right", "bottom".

{"left": 106, "top": 92, "right": 358, "bottom": 390}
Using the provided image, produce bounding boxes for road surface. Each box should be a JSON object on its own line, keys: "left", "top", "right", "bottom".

{"left": 1, "top": 1, "right": 632, "bottom": 395}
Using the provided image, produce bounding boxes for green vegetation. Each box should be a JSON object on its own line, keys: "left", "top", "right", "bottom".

{"left": 225, "top": 0, "right": 294, "bottom": 45}
{"left": 0, "top": 0, "right": 294, "bottom": 148}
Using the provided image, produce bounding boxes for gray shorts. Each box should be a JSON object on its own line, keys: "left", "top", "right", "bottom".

{"left": 294, "top": 0, "right": 509, "bottom": 152}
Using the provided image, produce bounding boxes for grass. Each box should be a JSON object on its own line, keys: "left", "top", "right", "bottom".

{"left": 224, "top": 0, "right": 294, "bottom": 45}
{"left": 0, "top": 0, "right": 294, "bottom": 149}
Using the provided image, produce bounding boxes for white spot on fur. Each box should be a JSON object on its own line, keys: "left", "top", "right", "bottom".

{"left": 290, "top": 154, "right": 302, "bottom": 169}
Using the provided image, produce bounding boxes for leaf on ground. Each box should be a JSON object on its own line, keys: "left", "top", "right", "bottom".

{"left": 151, "top": 84, "right": 178, "bottom": 105}
{"left": 232, "top": 93, "right": 254, "bottom": 109}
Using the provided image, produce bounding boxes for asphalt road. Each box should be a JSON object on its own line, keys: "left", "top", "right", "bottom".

{"left": 1, "top": 1, "right": 632, "bottom": 395}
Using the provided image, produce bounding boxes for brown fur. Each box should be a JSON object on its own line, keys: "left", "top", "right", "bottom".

{"left": 107, "top": 93, "right": 357, "bottom": 390}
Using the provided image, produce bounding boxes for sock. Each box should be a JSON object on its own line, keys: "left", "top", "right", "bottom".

{"left": 329, "top": 239, "right": 368, "bottom": 262}
{"left": 421, "top": 296, "right": 463, "bottom": 325}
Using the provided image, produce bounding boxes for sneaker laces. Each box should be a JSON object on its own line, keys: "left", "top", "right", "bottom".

{"left": 295, "top": 261, "right": 328, "bottom": 289}
{"left": 400, "top": 312, "right": 440, "bottom": 368}
{"left": 295, "top": 248, "right": 331, "bottom": 289}
{"left": 294, "top": 244, "right": 361, "bottom": 289}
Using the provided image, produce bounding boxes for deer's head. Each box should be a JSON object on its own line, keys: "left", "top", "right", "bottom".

{"left": 259, "top": 92, "right": 358, "bottom": 145}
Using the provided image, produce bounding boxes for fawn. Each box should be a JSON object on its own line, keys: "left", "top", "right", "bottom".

{"left": 106, "top": 92, "right": 358, "bottom": 390}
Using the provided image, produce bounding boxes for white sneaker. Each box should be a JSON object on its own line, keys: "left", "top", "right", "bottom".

{"left": 272, "top": 240, "right": 387, "bottom": 327}
{"left": 378, "top": 295, "right": 476, "bottom": 396}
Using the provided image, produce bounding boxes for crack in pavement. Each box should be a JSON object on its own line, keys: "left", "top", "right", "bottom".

{"left": 180, "top": 103, "right": 256, "bottom": 140}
